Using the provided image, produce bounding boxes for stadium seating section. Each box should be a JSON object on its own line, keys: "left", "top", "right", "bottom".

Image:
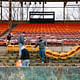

{"left": 1, "top": 23, "right": 80, "bottom": 45}
{"left": 0, "top": 23, "right": 9, "bottom": 45}
{"left": 12, "top": 24, "right": 80, "bottom": 33}
{"left": 0, "top": 23, "right": 9, "bottom": 35}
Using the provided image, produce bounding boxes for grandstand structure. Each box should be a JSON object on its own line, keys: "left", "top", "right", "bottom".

{"left": 0, "top": 0, "right": 80, "bottom": 80}
{"left": 0, "top": 0, "right": 80, "bottom": 67}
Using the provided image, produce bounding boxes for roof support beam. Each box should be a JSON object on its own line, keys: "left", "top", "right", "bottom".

{"left": 20, "top": 0, "right": 23, "bottom": 7}
{"left": 0, "top": 0, "right": 2, "bottom": 21}
{"left": 0, "top": 0, "right": 79, "bottom": 2}
{"left": 9, "top": 0, "right": 12, "bottom": 28}
{"left": 63, "top": 1, "right": 67, "bottom": 23}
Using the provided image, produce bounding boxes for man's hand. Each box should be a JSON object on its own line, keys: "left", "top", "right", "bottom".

{"left": 46, "top": 47, "right": 48, "bottom": 49}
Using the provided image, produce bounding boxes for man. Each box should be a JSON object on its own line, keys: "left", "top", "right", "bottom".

{"left": 21, "top": 46, "right": 30, "bottom": 66}
{"left": 7, "top": 33, "right": 11, "bottom": 45}
{"left": 18, "top": 32, "right": 24, "bottom": 56}
{"left": 33, "top": 37, "right": 46, "bottom": 63}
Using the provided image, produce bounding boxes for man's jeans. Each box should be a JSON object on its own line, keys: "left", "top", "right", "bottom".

{"left": 39, "top": 48, "right": 45, "bottom": 62}
{"left": 19, "top": 43, "right": 23, "bottom": 56}
{"left": 22, "top": 60, "right": 30, "bottom": 66}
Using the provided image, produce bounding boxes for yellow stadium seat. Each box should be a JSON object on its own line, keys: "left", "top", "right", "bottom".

{"left": 67, "top": 50, "right": 75, "bottom": 57}
{"left": 45, "top": 49, "right": 53, "bottom": 57}
{"left": 52, "top": 52, "right": 60, "bottom": 59}
{"left": 14, "top": 45, "right": 19, "bottom": 52}
{"left": 7, "top": 45, "right": 14, "bottom": 52}
{"left": 60, "top": 52, "right": 67, "bottom": 59}
{"left": 73, "top": 45, "right": 80, "bottom": 53}
{"left": 26, "top": 45, "right": 34, "bottom": 52}
{"left": 34, "top": 46, "right": 39, "bottom": 52}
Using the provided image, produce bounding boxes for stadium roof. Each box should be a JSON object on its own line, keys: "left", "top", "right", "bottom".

{"left": 1, "top": 0, "right": 79, "bottom": 2}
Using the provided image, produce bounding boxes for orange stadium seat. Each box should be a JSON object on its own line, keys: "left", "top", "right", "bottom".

{"left": 0, "top": 23, "right": 9, "bottom": 35}
{"left": 12, "top": 23, "right": 80, "bottom": 33}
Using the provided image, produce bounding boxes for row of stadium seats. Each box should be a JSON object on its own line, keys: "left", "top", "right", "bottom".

{"left": 0, "top": 38, "right": 79, "bottom": 46}
{"left": 1, "top": 23, "right": 80, "bottom": 45}
{"left": 7, "top": 45, "right": 39, "bottom": 52}
{"left": 0, "top": 23, "right": 9, "bottom": 35}
{"left": 1, "top": 32, "right": 80, "bottom": 45}
{"left": 0, "top": 39, "right": 6, "bottom": 45}
{"left": 7, "top": 44, "right": 80, "bottom": 60}
{"left": 12, "top": 24, "right": 80, "bottom": 33}
{"left": 45, "top": 45, "right": 80, "bottom": 59}
{"left": 10, "top": 23, "right": 80, "bottom": 45}
{"left": 0, "top": 39, "right": 79, "bottom": 46}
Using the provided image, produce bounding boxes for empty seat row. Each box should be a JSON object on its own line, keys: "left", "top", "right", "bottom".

{"left": 45, "top": 45, "right": 80, "bottom": 59}
{"left": 12, "top": 23, "right": 80, "bottom": 33}
{"left": 7, "top": 45, "right": 39, "bottom": 52}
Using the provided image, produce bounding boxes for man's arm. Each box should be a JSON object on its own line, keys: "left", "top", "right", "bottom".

{"left": 17, "top": 36, "right": 20, "bottom": 43}
{"left": 34, "top": 42, "right": 39, "bottom": 48}
{"left": 44, "top": 41, "right": 47, "bottom": 46}
{"left": 20, "top": 35, "right": 24, "bottom": 44}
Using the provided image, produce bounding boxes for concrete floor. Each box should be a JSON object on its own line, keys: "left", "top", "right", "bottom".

{"left": 0, "top": 46, "right": 7, "bottom": 56}
{"left": 0, "top": 45, "right": 80, "bottom": 66}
